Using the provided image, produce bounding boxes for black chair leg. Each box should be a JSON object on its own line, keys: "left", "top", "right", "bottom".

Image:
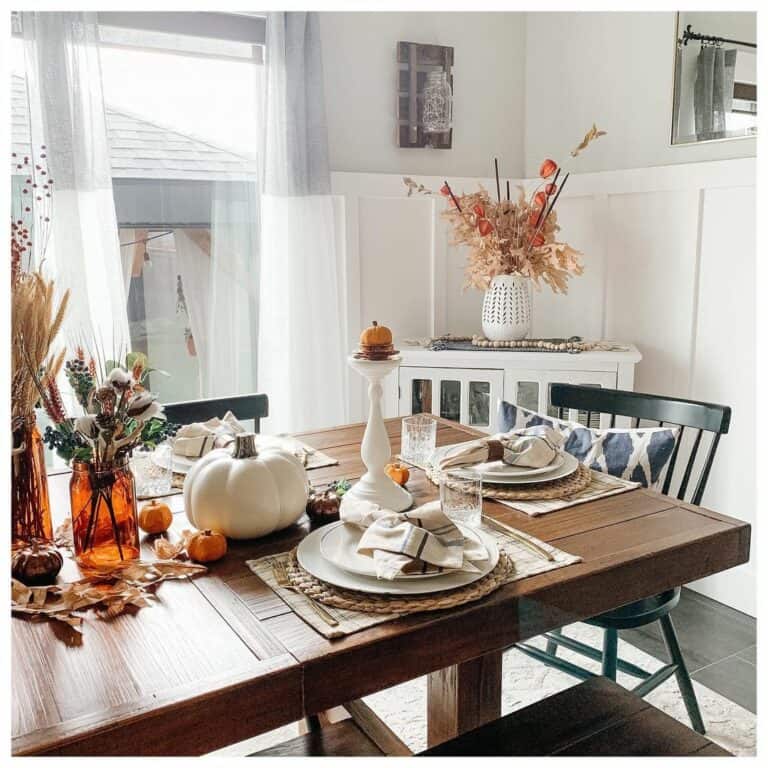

{"left": 602, "top": 628, "right": 618, "bottom": 680}
{"left": 545, "top": 628, "right": 562, "bottom": 656}
{"left": 658, "top": 614, "right": 706, "bottom": 735}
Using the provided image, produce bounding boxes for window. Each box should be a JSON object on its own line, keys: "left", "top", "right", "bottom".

{"left": 11, "top": 13, "right": 265, "bottom": 403}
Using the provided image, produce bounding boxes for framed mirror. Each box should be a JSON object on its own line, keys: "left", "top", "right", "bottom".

{"left": 671, "top": 11, "right": 757, "bottom": 146}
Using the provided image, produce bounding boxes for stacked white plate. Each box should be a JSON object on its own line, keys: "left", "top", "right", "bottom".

{"left": 473, "top": 451, "right": 580, "bottom": 485}
{"left": 296, "top": 520, "right": 499, "bottom": 596}
{"left": 153, "top": 434, "right": 310, "bottom": 475}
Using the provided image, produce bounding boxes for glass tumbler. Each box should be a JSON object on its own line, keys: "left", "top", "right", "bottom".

{"left": 439, "top": 468, "right": 483, "bottom": 528}
{"left": 401, "top": 414, "right": 437, "bottom": 466}
{"left": 130, "top": 441, "right": 173, "bottom": 498}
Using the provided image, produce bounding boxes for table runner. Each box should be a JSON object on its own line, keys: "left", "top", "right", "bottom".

{"left": 402, "top": 452, "right": 639, "bottom": 516}
{"left": 498, "top": 470, "right": 639, "bottom": 516}
{"left": 247, "top": 526, "right": 580, "bottom": 639}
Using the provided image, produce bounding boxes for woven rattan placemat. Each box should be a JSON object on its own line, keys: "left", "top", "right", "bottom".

{"left": 284, "top": 548, "right": 515, "bottom": 615}
{"left": 426, "top": 461, "right": 592, "bottom": 500}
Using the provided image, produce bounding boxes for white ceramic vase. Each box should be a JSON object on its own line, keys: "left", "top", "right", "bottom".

{"left": 481, "top": 274, "right": 532, "bottom": 341}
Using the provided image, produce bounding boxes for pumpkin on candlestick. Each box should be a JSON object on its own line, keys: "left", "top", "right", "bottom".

{"left": 355, "top": 321, "right": 398, "bottom": 361}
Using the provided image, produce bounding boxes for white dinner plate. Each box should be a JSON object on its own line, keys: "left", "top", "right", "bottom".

{"left": 480, "top": 452, "right": 580, "bottom": 485}
{"left": 319, "top": 520, "right": 490, "bottom": 580}
{"left": 153, "top": 434, "right": 311, "bottom": 475}
{"left": 152, "top": 451, "right": 196, "bottom": 474}
{"left": 476, "top": 452, "right": 565, "bottom": 480}
{"left": 297, "top": 522, "right": 499, "bottom": 595}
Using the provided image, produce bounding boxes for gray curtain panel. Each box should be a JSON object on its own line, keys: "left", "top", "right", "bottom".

{"left": 694, "top": 46, "right": 737, "bottom": 140}
{"left": 262, "top": 12, "right": 331, "bottom": 196}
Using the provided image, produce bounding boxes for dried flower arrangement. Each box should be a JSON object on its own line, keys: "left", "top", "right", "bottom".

{"left": 40, "top": 348, "right": 178, "bottom": 566}
{"left": 11, "top": 147, "right": 67, "bottom": 544}
{"left": 41, "top": 349, "right": 177, "bottom": 465}
{"left": 404, "top": 124, "right": 606, "bottom": 294}
{"left": 11, "top": 147, "right": 65, "bottom": 425}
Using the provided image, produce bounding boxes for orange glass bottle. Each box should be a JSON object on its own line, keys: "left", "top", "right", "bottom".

{"left": 11, "top": 415, "right": 53, "bottom": 546}
{"left": 70, "top": 459, "right": 140, "bottom": 568}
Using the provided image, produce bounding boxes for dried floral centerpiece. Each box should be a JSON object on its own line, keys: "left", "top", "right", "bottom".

{"left": 11, "top": 146, "right": 67, "bottom": 547}
{"left": 404, "top": 124, "right": 606, "bottom": 340}
{"left": 41, "top": 350, "right": 177, "bottom": 568}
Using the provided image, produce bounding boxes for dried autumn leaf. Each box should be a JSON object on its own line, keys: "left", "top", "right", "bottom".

{"left": 571, "top": 123, "right": 607, "bottom": 157}
{"left": 54, "top": 517, "right": 73, "bottom": 550}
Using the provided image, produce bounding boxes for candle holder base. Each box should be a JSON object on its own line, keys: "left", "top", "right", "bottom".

{"left": 346, "top": 354, "right": 413, "bottom": 513}
{"left": 343, "top": 472, "right": 413, "bottom": 512}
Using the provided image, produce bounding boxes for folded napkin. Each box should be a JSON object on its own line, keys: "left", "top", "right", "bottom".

{"left": 340, "top": 498, "right": 488, "bottom": 580}
{"left": 434, "top": 426, "right": 563, "bottom": 472}
{"left": 172, "top": 411, "right": 245, "bottom": 458}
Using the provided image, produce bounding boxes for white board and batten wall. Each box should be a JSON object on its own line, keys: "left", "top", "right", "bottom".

{"left": 331, "top": 156, "right": 756, "bottom": 616}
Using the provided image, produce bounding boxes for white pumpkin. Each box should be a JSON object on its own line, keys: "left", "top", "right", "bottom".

{"left": 184, "top": 433, "right": 309, "bottom": 539}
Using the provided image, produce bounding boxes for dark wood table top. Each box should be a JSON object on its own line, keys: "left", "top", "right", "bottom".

{"left": 12, "top": 418, "right": 751, "bottom": 756}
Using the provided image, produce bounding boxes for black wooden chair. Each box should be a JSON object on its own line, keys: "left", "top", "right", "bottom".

{"left": 162, "top": 394, "right": 269, "bottom": 432}
{"left": 515, "top": 384, "right": 731, "bottom": 735}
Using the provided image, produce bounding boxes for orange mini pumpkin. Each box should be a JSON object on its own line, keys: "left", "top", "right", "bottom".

{"left": 385, "top": 462, "right": 410, "bottom": 487}
{"left": 187, "top": 529, "right": 227, "bottom": 563}
{"left": 138, "top": 499, "right": 173, "bottom": 534}
{"left": 360, "top": 321, "right": 392, "bottom": 347}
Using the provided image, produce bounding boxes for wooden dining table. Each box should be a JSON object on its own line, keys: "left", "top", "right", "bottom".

{"left": 12, "top": 417, "right": 751, "bottom": 756}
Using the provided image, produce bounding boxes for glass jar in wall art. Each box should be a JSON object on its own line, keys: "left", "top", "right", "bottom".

{"left": 422, "top": 70, "right": 453, "bottom": 136}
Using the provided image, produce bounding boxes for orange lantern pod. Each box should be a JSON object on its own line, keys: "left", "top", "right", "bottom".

{"left": 533, "top": 191, "right": 547, "bottom": 208}
{"left": 539, "top": 159, "right": 557, "bottom": 179}
{"left": 545, "top": 182, "right": 558, "bottom": 195}
{"left": 472, "top": 203, "right": 485, "bottom": 218}
{"left": 529, "top": 232, "right": 546, "bottom": 247}
{"left": 478, "top": 219, "right": 494, "bottom": 236}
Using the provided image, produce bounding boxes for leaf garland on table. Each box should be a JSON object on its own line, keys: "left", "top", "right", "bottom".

{"left": 11, "top": 559, "right": 207, "bottom": 631}
{"left": 402, "top": 125, "right": 607, "bottom": 294}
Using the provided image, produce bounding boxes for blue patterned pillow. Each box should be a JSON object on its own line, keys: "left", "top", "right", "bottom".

{"left": 498, "top": 401, "right": 680, "bottom": 489}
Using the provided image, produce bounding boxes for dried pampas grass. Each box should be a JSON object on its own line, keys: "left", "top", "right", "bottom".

{"left": 11, "top": 268, "right": 69, "bottom": 423}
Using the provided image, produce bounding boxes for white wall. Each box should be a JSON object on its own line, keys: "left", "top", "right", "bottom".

{"left": 524, "top": 12, "right": 757, "bottom": 176}
{"left": 332, "top": 158, "right": 756, "bottom": 616}
{"left": 319, "top": 12, "right": 526, "bottom": 178}
{"left": 322, "top": 11, "right": 756, "bottom": 616}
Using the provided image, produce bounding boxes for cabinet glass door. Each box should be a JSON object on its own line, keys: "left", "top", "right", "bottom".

{"left": 399, "top": 367, "right": 504, "bottom": 433}
{"left": 411, "top": 379, "right": 432, "bottom": 415}
{"left": 440, "top": 380, "right": 461, "bottom": 422}
{"left": 468, "top": 381, "right": 491, "bottom": 427}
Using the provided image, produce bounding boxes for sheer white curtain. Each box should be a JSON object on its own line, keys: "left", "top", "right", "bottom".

{"left": 22, "top": 12, "right": 129, "bottom": 355}
{"left": 174, "top": 230, "right": 211, "bottom": 396}
{"left": 257, "top": 12, "right": 346, "bottom": 433}
{"left": 207, "top": 181, "right": 259, "bottom": 397}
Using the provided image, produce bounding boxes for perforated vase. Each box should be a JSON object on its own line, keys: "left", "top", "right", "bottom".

{"left": 481, "top": 274, "right": 532, "bottom": 341}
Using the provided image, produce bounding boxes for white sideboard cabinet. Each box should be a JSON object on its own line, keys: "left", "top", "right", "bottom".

{"left": 383, "top": 343, "right": 642, "bottom": 433}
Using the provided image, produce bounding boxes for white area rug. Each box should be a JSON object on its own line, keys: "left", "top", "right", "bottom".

{"left": 212, "top": 623, "right": 755, "bottom": 756}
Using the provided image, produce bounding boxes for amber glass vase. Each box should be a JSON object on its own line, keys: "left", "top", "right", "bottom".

{"left": 11, "top": 414, "right": 53, "bottom": 546}
{"left": 70, "top": 458, "right": 140, "bottom": 568}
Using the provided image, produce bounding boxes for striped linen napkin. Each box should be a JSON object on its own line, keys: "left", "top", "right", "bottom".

{"left": 435, "top": 426, "right": 564, "bottom": 472}
{"left": 340, "top": 498, "right": 488, "bottom": 580}
{"left": 172, "top": 411, "right": 245, "bottom": 458}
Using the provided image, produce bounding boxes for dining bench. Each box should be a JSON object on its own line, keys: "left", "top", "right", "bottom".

{"left": 252, "top": 677, "right": 730, "bottom": 757}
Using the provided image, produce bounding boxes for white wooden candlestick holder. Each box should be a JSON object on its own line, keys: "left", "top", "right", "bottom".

{"left": 342, "top": 355, "right": 413, "bottom": 512}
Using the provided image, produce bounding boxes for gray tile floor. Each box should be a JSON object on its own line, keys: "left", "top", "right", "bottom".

{"left": 622, "top": 588, "right": 757, "bottom": 713}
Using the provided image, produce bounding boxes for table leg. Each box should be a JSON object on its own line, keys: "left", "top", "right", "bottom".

{"left": 426, "top": 650, "right": 503, "bottom": 748}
